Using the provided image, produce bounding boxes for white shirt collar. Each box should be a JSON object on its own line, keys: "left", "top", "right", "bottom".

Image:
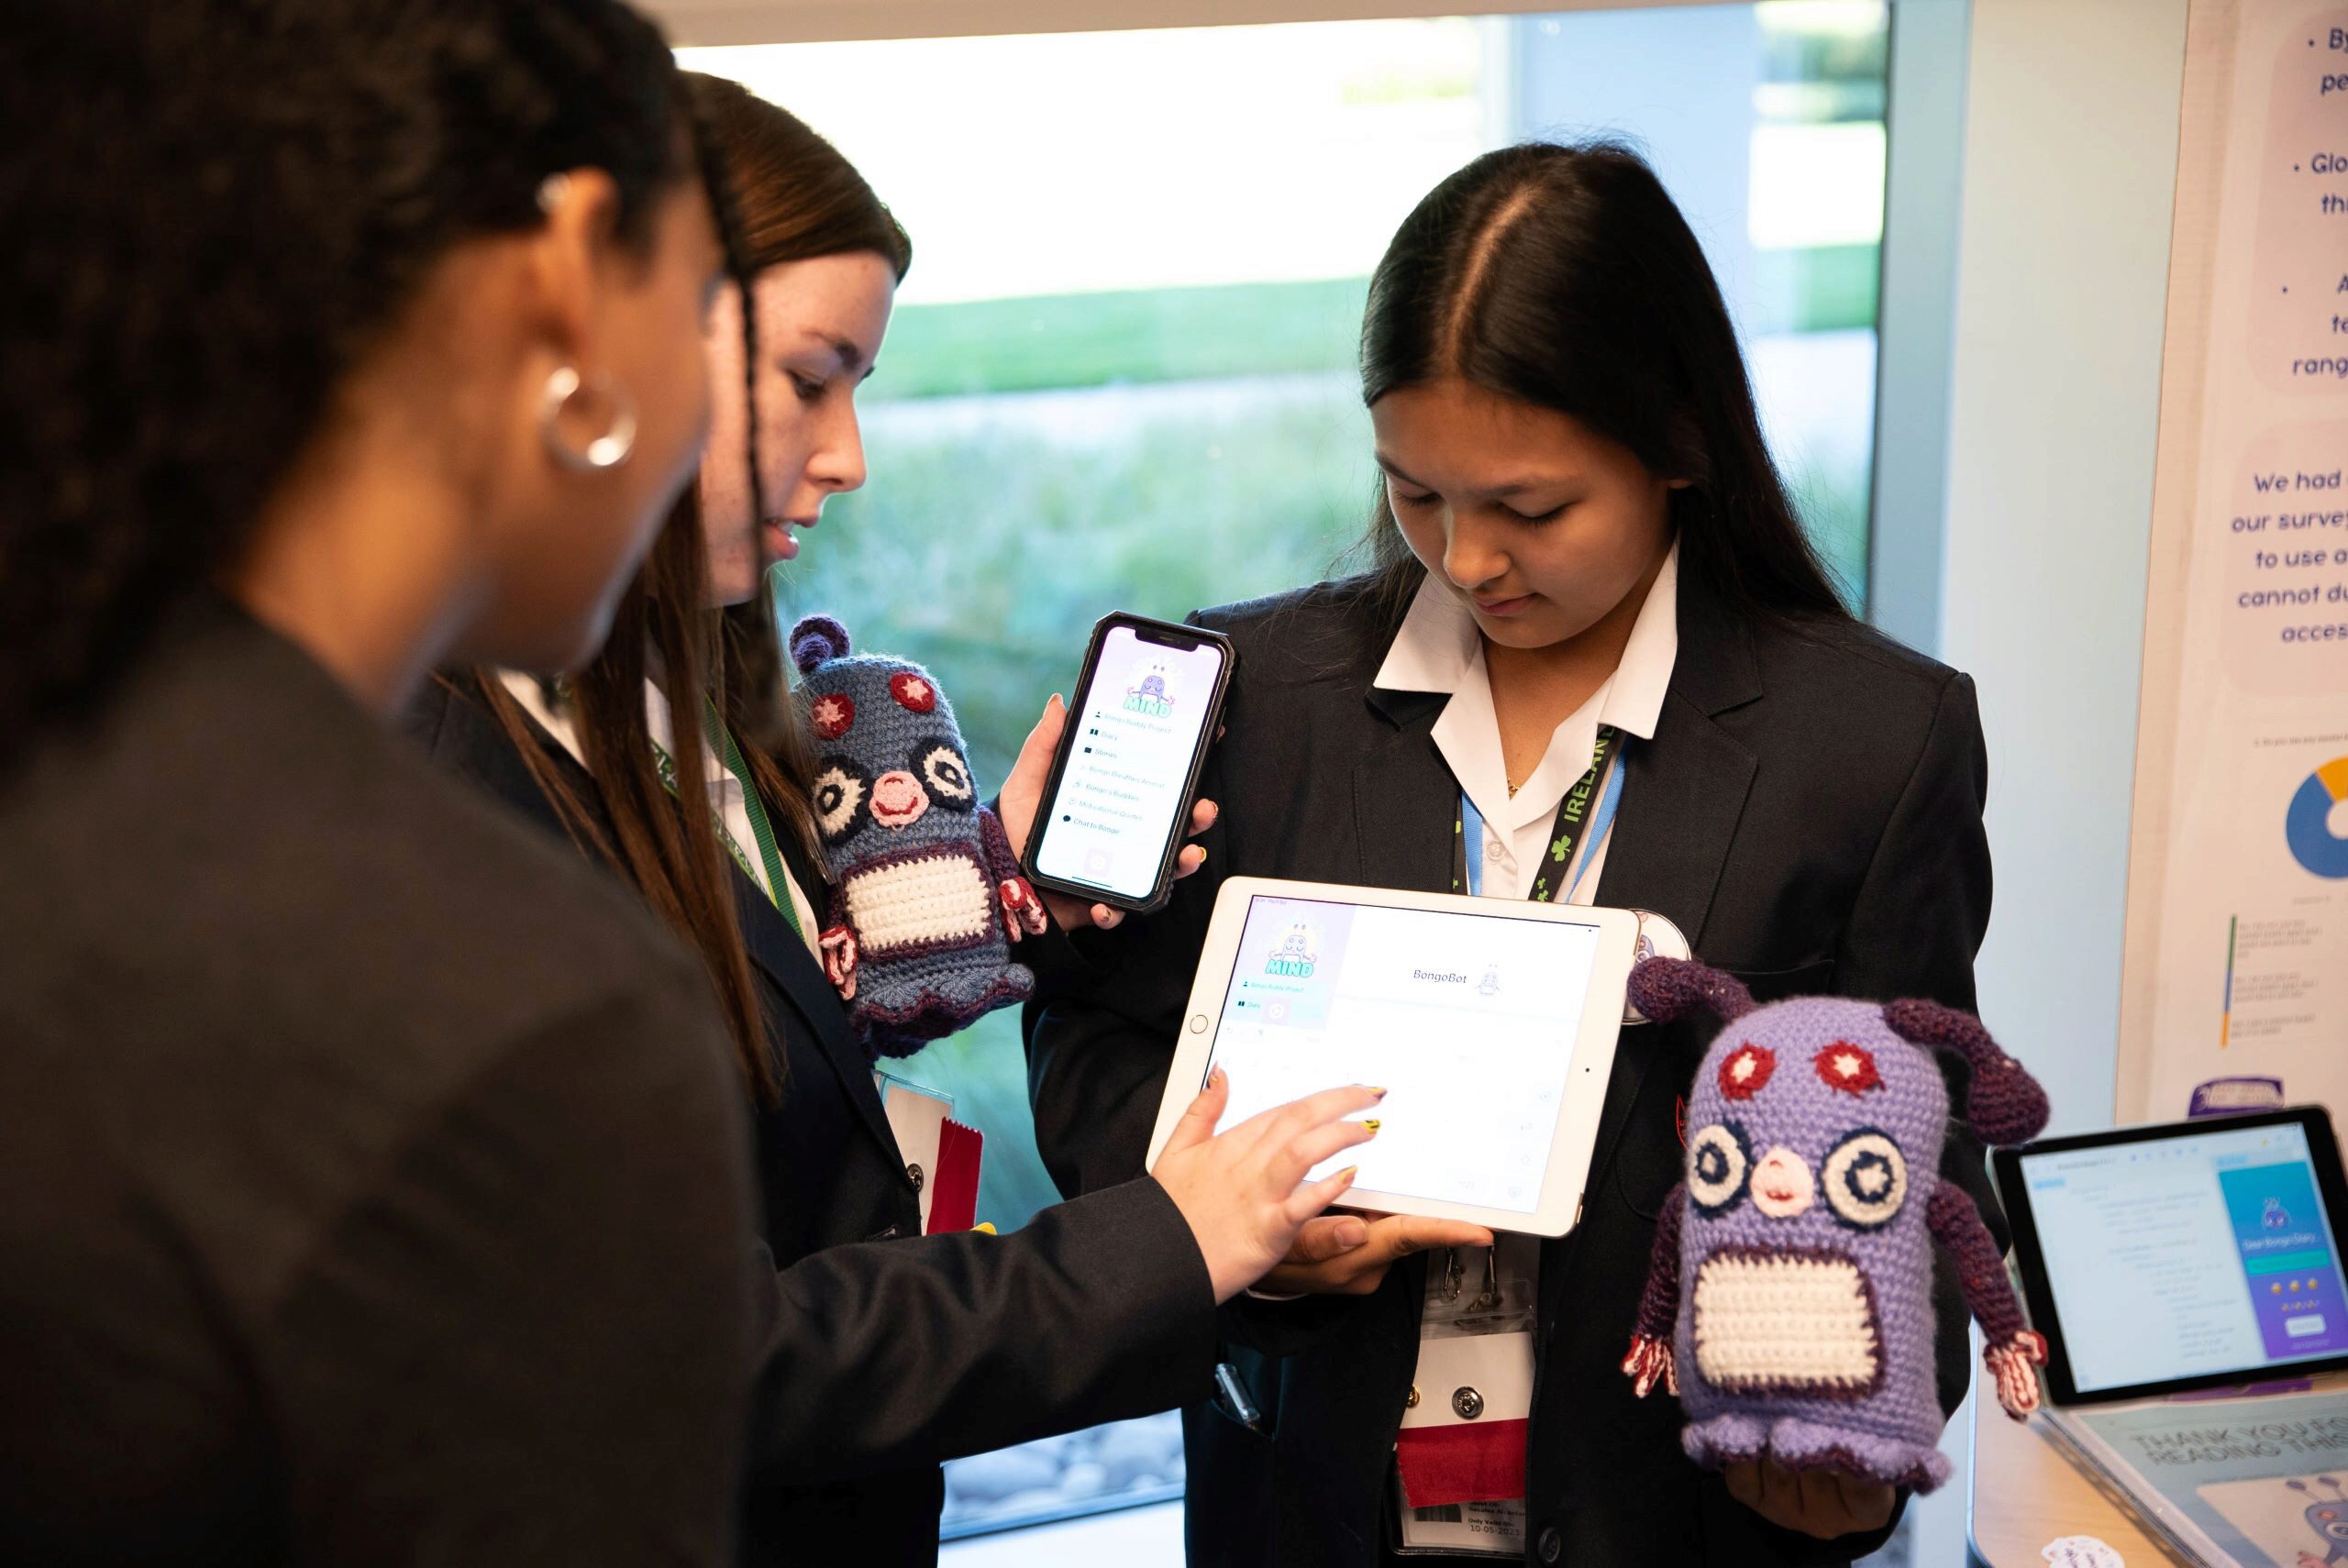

{"left": 1371, "top": 543, "right": 1679, "bottom": 833}
{"left": 497, "top": 672, "right": 732, "bottom": 814}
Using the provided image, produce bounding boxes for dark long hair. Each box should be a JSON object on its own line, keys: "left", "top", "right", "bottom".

{"left": 1357, "top": 141, "right": 1849, "bottom": 625}
{"left": 0, "top": 0, "right": 690, "bottom": 770}
{"left": 480, "top": 73, "right": 911, "bottom": 1102}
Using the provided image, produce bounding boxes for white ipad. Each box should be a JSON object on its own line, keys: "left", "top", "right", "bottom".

{"left": 1144, "top": 876, "right": 1640, "bottom": 1237}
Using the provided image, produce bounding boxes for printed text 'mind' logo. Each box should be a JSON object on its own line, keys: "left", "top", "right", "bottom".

{"left": 1124, "top": 664, "right": 1176, "bottom": 719}
{"left": 1265, "top": 921, "right": 1318, "bottom": 978}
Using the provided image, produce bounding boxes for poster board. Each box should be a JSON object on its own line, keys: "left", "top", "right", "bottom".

{"left": 2118, "top": 0, "right": 2348, "bottom": 1128}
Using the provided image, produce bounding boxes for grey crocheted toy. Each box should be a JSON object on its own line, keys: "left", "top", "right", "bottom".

{"left": 789, "top": 614, "right": 1046, "bottom": 1058}
{"left": 1620, "top": 956, "right": 2052, "bottom": 1493}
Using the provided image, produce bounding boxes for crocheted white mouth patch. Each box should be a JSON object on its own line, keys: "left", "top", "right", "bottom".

{"left": 1691, "top": 1247, "right": 1883, "bottom": 1397}
{"left": 845, "top": 850, "right": 992, "bottom": 956}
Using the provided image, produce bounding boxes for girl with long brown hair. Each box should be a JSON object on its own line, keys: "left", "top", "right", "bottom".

{"left": 410, "top": 72, "right": 1378, "bottom": 1565}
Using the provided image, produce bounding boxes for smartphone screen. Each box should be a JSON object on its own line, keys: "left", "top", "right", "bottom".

{"left": 1032, "top": 624, "right": 1226, "bottom": 904}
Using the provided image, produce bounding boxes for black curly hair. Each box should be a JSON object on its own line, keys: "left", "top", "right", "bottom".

{"left": 0, "top": 0, "right": 694, "bottom": 767}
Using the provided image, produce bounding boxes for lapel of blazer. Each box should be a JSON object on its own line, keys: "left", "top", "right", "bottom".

{"left": 1588, "top": 580, "right": 1762, "bottom": 949}
{"left": 727, "top": 856, "right": 901, "bottom": 1167}
{"left": 1355, "top": 684, "right": 1458, "bottom": 894}
{"left": 1575, "top": 567, "right": 1764, "bottom": 1200}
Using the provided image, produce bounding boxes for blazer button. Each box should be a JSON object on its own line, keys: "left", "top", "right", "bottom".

{"left": 906, "top": 1162, "right": 925, "bottom": 1194}
{"left": 1451, "top": 1386, "right": 1483, "bottom": 1419}
{"left": 1537, "top": 1525, "right": 1563, "bottom": 1563}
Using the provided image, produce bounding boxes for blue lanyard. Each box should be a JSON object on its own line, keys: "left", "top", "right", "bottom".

{"left": 1462, "top": 748, "right": 1625, "bottom": 902}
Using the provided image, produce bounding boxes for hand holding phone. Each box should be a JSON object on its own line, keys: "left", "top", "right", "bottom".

{"left": 999, "top": 696, "right": 1217, "bottom": 931}
{"left": 1018, "top": 613, "right": 1234, "bottom": 914}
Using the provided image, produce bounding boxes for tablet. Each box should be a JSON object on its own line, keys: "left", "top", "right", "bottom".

{"left": 1144, "top": 877, "right": 1639, "bottom": 1237}
{"left": 1994, "top": 1107, "right": 2348, "bottom": 1405}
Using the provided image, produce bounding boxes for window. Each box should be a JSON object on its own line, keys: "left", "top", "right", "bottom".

{"left": 681, "top": 3, "right": 1889, "bottom": 1548}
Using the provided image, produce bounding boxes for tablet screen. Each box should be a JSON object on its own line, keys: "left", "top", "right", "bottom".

{"left": 2018, "top": 1120, "right": 2348, "bottom": 1393}
{"left": 1206, "top": 893, "right": 1604, "bottom": 1216}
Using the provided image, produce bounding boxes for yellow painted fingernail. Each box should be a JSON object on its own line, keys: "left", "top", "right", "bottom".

{"left": 1336, "top": 1166, "right": 1360, "bottom": 1183}
{"left": 1361, "top": 1120, "right": 1382, "bottom": 1134}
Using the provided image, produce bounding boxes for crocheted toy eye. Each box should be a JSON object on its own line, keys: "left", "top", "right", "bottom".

{"left": 1686, "top": 1121, "right": 1752, "bottom": 1215}
{"left": 1821, "top": 1129, "right": 1908, "bottom": 1230}
{"left": 914, "top": 740, "right": 976, "bottom": 812}
{"left": 1813, "top": 1042, "right": 1884, "bottom": 1096}
{"left": 1718, "top": 1043, "right": 1775, "bottom": 1101}
{"left": 813, "top": 759, "right": 872, "bottom": 846}
{"left": 889, "top": 670, "right": 937, "bottom": 713}
{"left": 810, "top": 691, "right": 856, "bottom": 740}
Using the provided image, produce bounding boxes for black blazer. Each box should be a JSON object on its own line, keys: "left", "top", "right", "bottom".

{"left": 1025, "top": 569, "right": 2000, "bottom": 1568}
{"left": 0, "top": 600, "right": 757, "bottom": 1565}
{"left": 409, "top": 676, "right": 1219, "bottom": 1567}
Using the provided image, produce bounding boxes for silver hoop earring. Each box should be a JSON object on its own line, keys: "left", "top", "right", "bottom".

{"left": 538, "top": 365, "right": 637, "bottom": 472}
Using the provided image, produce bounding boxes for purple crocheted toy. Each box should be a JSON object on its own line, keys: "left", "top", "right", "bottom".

{"left": 1619, "top": 956, "right": 2051, "bottom": 1493}
{"left": 789, "top": 615, "right": 1047, "bottom": 1058}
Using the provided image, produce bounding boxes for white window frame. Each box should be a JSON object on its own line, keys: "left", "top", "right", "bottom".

{"left": 647, "top": 0, "right": 1713, "bottom": 49}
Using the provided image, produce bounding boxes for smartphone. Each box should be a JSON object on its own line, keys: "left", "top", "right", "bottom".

{"left": 1023, "top": 613, "right": 1235, "bottom": 914}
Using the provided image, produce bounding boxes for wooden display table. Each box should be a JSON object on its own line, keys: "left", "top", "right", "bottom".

{"left": 1966, "top": 1401, "right": 2185, "bottom": 1567}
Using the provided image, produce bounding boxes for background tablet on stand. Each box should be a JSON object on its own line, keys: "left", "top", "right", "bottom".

{"left": 1993, "top": 1107, "right": 2348, "bottom": 1568}
{"left": 1995, "top": 1107, "right": 2348, "bottom": 1406}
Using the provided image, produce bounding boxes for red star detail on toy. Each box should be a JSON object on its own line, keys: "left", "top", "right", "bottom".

{"left": 811, "top": 692, "right": 856, "bottom": 739}
{"left": 1718, "top": 1042, "right": 1775, "bottom": 1100}
{"left": 890, "top": 672, "right": 937, "bottom": 713}
{"left": 1813, "top": 1042, "right": 1884, "bottom": 1095}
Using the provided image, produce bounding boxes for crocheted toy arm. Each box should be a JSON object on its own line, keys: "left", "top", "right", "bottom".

{"left": 979, "top": 804, "right": 1047, "bottom": 943}
{"left": 818, "top": 884, "right": 859, "bottom": 1002}
{"left": 1621, "top": 1182, "right": 1684, "bottom": 1397}
{"left": 1925, "top": 1177, "right": 2045, "bottom": 1419}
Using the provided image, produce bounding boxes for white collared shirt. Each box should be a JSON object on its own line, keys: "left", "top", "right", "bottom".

{"left": 498, "top": 672, "right": 823, "bottom": 952}
{"left": 1371, "top": 545, "right": 1679, "bottom": 906}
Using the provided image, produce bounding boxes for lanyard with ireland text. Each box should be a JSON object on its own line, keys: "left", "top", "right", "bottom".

{"left": 1454, "top": 725, "right": 1623, "bottom": 902}
{"left": 648, "top": 695, "right": 803, "bottom": 938}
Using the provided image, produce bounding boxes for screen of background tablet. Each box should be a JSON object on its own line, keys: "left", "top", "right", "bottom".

{"left": 1206, "top": 893, "right": 1603, "bottom": 1215}
{"left": 2021, "top": 1120, "right": 2348, "bottom": 1392}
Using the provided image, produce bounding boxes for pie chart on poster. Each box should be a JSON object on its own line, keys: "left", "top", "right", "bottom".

{"left": 2285, "top": 757, "right": 2348, "bottom": 878}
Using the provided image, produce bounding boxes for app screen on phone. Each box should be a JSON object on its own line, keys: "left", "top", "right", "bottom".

{"left": 1034, "top": 625, "right": 1222, "bottom": 901}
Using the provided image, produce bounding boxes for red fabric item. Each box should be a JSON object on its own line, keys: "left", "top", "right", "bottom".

{"left": 925, "top": 1118, "right": 983, "bottom": 1234}
{"left": 1394, "top": 1419, "right": 1529, "bottom": 1510}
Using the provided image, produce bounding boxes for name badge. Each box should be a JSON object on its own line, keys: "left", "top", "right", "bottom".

{"left": 876, "top": 1073, "right": 985, "bottom": 1234}
{"left": 1395, "top": 1238, "right": 1538, "bottom": 1558}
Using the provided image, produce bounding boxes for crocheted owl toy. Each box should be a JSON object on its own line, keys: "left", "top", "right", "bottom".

{"left": 1619, "top": 957, "right": 2052, "bottom": 1494}
{"left": 788, "top": 614, "right": 1047, "bottom": 1058}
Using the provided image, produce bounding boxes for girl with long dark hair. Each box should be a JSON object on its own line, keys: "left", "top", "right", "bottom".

{"left": 0, "top": 2, "right": 763, "bottom": 1560}
{"left": 1028, "top": 142, "right": 2003, "bottom": 1567}
{"left": 410, "top": 75, "right": 1379, "bottom": 1566}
